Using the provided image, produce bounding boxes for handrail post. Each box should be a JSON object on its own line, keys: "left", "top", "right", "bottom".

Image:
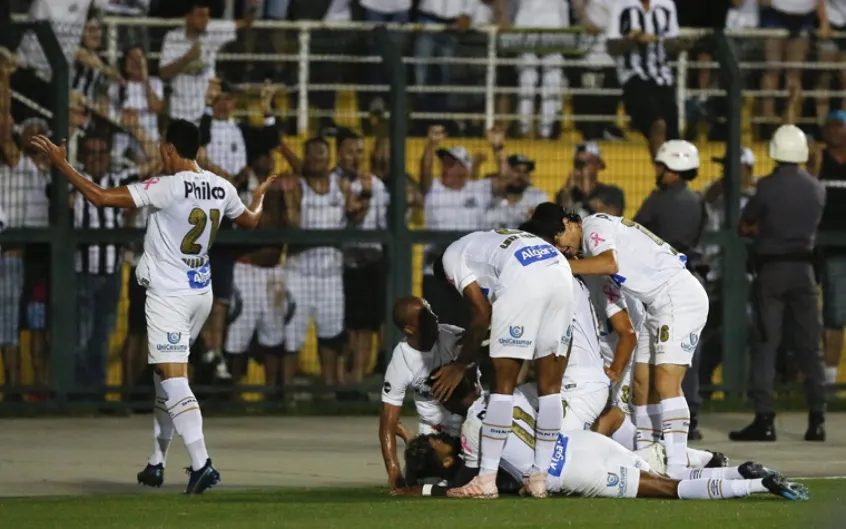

{"left": 677, "top": 50, "right": 688, "bottom": 138}
{"left": 106, "top": 19, "right": 119, "bottom": 68}
{"left": 297, "top": 26, "right": 311, "bottom": 135}
{"left": 374, "top": 25, "right": 410, "bottom": 353}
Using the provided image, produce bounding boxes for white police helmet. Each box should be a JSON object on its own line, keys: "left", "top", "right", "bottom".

{"left": 769, "top": 124, "right": 809, "bottom": 163}
{"left": 654, "top": 140, "right": 701, "bottom": 172}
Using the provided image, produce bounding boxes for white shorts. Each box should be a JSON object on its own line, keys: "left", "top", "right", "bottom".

{"left": 609, "top": 360, "right": 633, "bottom": 414}
{"left": 635, "top": 271, "right": 709, "bottom": 366}
{"left": 224, "top": 262, "right": 287, "bottom": 354}
{"left": 490, "top": 263, "right": 575, "bottom": 362}
{"left": 561, "top": 381, "right": 609, "bottom": 432}
{"left": 546, "top": 430, "right": 650, "bottom": 498}
{"left": 283, "top": 270, "right": 344, "bottom": 352}
{"left": 146, "top": 290, "right": 212, "bottom": 364}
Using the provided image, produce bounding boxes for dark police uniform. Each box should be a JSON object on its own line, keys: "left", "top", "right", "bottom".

{"left": 818, "top": 149, "right": 846, "bottom": 332}
{"left": 733, "top": 164, "right": 827, "bottom": 441}
{"left": 634, "top": 179, "right": 706, "bottom": 438}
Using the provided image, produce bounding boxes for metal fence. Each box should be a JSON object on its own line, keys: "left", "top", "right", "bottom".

{"left": 0, "top": 16, "right": 844, "bottom": 412}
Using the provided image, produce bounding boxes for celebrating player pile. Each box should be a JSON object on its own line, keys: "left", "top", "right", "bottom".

{"left": 31, "top": 120, "right": 276, "bottom": 494}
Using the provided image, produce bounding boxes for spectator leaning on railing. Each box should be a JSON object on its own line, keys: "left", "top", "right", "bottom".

{"left": 159, "top": 0, "right": 258, "bottom": 124}
{"left": 279, "top": 136, "right": 371, "bottom": 395}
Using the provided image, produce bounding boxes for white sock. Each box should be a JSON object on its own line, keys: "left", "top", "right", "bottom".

{"left": 479, "top": 393, "right": 513, "bottom": 477}
{"left": 161, "top": 377, "right": 209, "bottom": 471}
{"left": 670, "top": 466, "right": 743, "bottom": 481}
{"left": 611, "top": 414, "right": 638, "bottom": 451}
{"left": 660, "top": 396, "right": 690, "bottom": 473}
{"left": 686, "top": 448, "right": 714, "bottom": 468}
{"left": 148, "top": 373, "right": 174, "bottom": 466}
{"left": 677, "top": 478, "right": 766, "bottom": 499}
{"left": 634, "top": 404, "right": 661, "bottom": 448}
{"left": 825, "top": 366, "right": 838, "bottom": 385}
{"left": 532, "top": 394, "right": 563, "bottom": 475}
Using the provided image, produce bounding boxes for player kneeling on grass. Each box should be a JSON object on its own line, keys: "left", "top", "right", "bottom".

{"left": 30, "top": 121, "right": 276, "bottom": 494}
{"left": 394, "top": 377, "right": 808, "bottom": 501}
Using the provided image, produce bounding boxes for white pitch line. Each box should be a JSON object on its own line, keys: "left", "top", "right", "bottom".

{"left": 793, "top": 476, "right": 846, "bottom": 480}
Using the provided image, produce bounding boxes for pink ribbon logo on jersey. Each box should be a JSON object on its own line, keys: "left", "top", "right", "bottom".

{"left": 590, "top": 232, "right": 605, "bottom": 247}
{"left": 603, "top": 284, "right": 620, "bottom": 302}
{"left": 143, "top": 178, "right": 160, "bottom": 189}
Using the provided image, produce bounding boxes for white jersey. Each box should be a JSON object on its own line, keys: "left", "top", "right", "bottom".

{"left": 562, "top": 277, "right": 608, "bottom": 392}
{"left": 515, "top": 0, "right": 570, "bottom": 28}
{"left": 128, "top": 170, "right": 245, "bottom": 297}
{"left": 381, "top": 324, "right": 465, "bottom": 435}
{"left": 441, "top": 229, "right": 568, "bottom": 301}
{"left": 584, "top": 276, "right": 646, "bottom": 365}
{"left": 580, "top": 213, "right": 686, "bottom": 305}
{"left": 287, "top": 174, "right": 346, "bottom": 276}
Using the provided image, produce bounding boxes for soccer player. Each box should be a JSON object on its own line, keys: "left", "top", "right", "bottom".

{"left": 526, "top": 142, "right": 709, "bottom": 481}
{"left": 380, "top": 296, "right": 466, "bottom": 491}
{"left": 30, "top": 120, "right": 276, "bottom": 494}
{"left": 399, "top": 380, "right": 808, "bottom": 501}
{"left": 430, "top": 229, "right": 576, "bottom": 498}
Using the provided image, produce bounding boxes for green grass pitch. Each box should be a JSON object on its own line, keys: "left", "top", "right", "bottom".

{"left": 1, "top": 480, "right": 844, "bottom": 529}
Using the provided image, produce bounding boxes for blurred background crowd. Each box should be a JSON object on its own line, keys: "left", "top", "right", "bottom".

{"left": 0, "top": 0, "right": 845, "bottom": 412}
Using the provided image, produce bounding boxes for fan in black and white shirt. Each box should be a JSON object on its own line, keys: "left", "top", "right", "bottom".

{"left": 606, "top": 0, "right": 684, "bottom": 157}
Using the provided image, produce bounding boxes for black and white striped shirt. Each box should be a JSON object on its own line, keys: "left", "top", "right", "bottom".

{"left": 72, "top": 60, "right": 108, "bottom": 102}
{"left": 74, "top": 167, "right": 140, "bottom": 275}
{"left": 607, "top": 0, "right": 678, "bottom": 86}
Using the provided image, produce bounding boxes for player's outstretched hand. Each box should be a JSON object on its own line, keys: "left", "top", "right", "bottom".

{"left": 431, "top": 362, "right": 466, "bottom": 402}
{"left": 254, "top": 174, "right": 279, "bottom": 199}
{"left": 29, "top": 135, "right": 66, "bottom": 165}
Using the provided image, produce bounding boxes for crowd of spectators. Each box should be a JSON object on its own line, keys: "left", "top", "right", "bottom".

{"left": 0, "top": 0, "right": 845, "bottom": 406}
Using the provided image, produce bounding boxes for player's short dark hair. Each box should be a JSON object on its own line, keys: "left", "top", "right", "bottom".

{"left": 432, "top": 251, "right": 447, "bottom": 282}
{"left": 404, "top": 433, "right": 461, "bottom": 485}
{"left": 518, "top": 219, "right": 559, "bottom": 244}
{"left": 165, "top": 119, "right": 201, "bottom": 159}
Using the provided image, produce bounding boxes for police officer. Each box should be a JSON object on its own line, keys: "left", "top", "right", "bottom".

{"left": 731, "top": 125, "right": 827, "bottom": 442}
{"left": 633, "top": 139, "right": 707, "bottom": 440}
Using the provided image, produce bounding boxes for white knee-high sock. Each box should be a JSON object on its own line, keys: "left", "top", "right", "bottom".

{"left": 661, "top": 397, "right": 691, "bottom": 472}
{"left": 634, "top": 405, "right": 661, "bottom": 448}
{"left": 611, "top": 414, "right": 638, "bottom": 451}
{"left": 480, "top": 393, "right": 513, "bottom": 477}
{"left": 677, "top": 478, "right": 768, "bottom": 499}
{"left": 532, "top": 394, "right": 563, "bottom": 475}
{"left": 149, "top": 373, "right": 174, "bottom": 466}
{"left": 161, "top": 377, "right": 209, "bottom": 471}
{"left": 669, "top": 466, "right": 744, "bottom": 481}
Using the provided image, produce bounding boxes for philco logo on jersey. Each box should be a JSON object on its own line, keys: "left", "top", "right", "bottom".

{"left": 184, "top": 181, "right": 225, "bottom": 200}
{"left": 514, "top": 244, "right": 557, "bottom": 267}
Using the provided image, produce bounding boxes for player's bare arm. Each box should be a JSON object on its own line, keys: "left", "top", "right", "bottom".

{"left": 30, "top": 135, "right": 136, "bottom": 209}
{"left": 431, "top": 283, "right": 491, "bottom": 401}
{"left": 568, "top": 250, "right": 619, "bottom": 276}
{"left": 232, "top": 173, "right": 278, "bottom": 229}
{"left": 379, "top": 403, "right": 407, "bottom": 490}
{"left": 606, "top": 309, "right": 636, "bottom": 384}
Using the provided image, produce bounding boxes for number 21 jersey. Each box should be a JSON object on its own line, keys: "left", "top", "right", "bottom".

{"left": 127, "top": 170, "right": 246, "bottom": 297}
{"left": 580, "top": 213, "right": 686, "bottom": 304}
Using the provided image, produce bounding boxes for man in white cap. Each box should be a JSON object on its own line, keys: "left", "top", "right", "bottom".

{"left": 733, "top": 125, "right": 828, "bottom": 443}
{"left": 418, "top": 125, "right": 501, "bottom": 327}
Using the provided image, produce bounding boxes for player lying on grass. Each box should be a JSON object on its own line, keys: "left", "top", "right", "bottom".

{"left": 396, "top": 379, "right": 808, "bottom": 501}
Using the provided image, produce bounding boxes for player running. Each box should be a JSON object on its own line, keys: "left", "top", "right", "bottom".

{"left": 398, "top": 379, "right": 808, "bottom": 502}
{"left": 429, "top": 229, "right": 576, "bottom": 498}
{"left": 526, "top": 141, "right": 709, "bottom": 480}
{"left": 31, "top": 120, "right": 276, "bottom": 494}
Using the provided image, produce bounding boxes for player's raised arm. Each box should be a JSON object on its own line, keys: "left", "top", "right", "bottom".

{"left": 30, "top": 135, "right": 136, "bottom": 209}
{"left": 231, "top": 174, "right": 278, "bottom": 229}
